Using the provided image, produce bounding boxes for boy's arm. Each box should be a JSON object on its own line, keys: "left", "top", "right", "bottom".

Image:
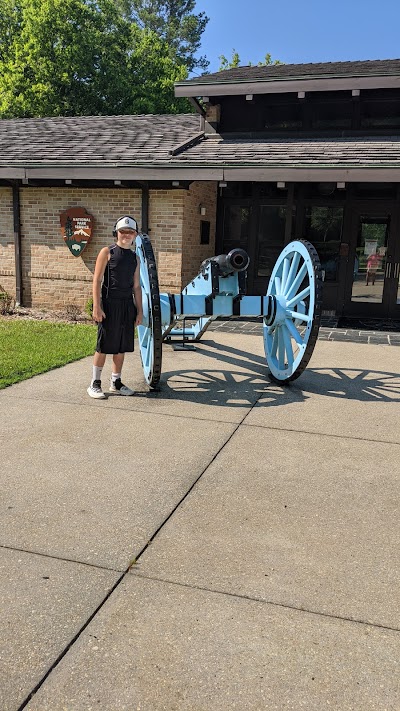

{"left": 133, "top": 260, "right": 143, "bottom": 326}
{"left": 92, "top": 247, "right": 109, "bottom": 322}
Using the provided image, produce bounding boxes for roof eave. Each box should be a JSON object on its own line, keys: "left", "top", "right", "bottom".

{"left": 0, "top": 164, "right": 224, "bottom": 181}
{"left": 175, "top": 75, "right": 400, "bottom": 98}
{"left": 0, "top": 163, "right": 398, "bottom": 184}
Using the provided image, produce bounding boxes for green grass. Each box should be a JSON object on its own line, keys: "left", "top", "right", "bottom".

{"left": 0, "top": 319, "right": 97, "bottom": 389}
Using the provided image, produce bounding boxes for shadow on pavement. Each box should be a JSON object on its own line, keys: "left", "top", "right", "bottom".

{"left": 145, "top": 340, "right": 400, "bottom": 408}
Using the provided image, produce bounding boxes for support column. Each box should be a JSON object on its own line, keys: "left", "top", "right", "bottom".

{"left": 141, "top": 182, "right": 149, "bottom": 234}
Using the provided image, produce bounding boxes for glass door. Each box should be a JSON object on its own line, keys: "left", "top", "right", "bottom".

{"left": 252, "top": 204, "right": 287, "bottom": 295}
{"left": 219, "top": 202, "right": 251, "bottom": 254}
{"left": 344, "top": 206, "right": 400, "bottom": 318}
{"left": 218, "top": 201, "right": 287, "bottom": 295}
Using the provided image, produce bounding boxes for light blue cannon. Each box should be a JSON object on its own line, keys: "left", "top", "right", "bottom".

{"left": 135, "top": 236, "right": 322, "bottom": 389}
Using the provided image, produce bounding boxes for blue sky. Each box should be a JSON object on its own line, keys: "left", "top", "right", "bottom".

{"left": 194, "top": 0, "right": 400, "bottom": 75}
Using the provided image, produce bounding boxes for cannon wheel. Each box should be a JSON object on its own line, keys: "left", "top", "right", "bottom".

{"left": 264, "top": 239, "right": 322, "bottom": 384}
{"left": 135, "top": 235, "right": 162, "bottom": 389}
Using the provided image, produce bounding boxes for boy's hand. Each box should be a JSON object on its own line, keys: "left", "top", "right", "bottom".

{"left": 93, "top": 306, "right": 106, "bottom": 323}
{"left": 135, "top": 311, "right": 143, "bottom": 326}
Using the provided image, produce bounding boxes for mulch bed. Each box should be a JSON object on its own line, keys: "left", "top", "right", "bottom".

{"left": 1, "top": 306, "right": 93, "bottom": 324}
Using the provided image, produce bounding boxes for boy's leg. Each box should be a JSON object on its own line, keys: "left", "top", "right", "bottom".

{"left": 109, "top": 353, "right": 134, "bottom": 396}
{"left": 112, "top": 353, "right": 125, "bottom": 374}
{"left": 94, "top": 352, "right": 107, "bottom": 368}
{"left": 87, "top": 351, "right": 107, "bottom": 399}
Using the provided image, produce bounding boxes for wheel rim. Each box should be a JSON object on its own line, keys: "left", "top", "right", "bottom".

{"left": 264, "top": 239, "right": 322, "bottom": 383}
{"left": 135, "top": 235, "right": 162, "bottom": 388}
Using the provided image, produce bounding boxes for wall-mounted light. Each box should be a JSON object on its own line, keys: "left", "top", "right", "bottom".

{"left": 172, "top": 181, "right": 180, "bottom": 187}
{"left": 337, "top": 182, "right": 346, "bottom": 190}
{"left": 202, "top": 96, "right": 210, "bottom": 103}
{"left": 22, "top": 178, "right": 29, "bottom": 185}
{"left": 246, "top": 94, "right": 253, "bottom": 101}
{"left": 297, "top": 91, "right": 306, "bottom": 99}
{"left": 65, "top": 179, "right": 72, "bottom": 185}
{"left": 114, "top": 180, "right": 121, "bottom": 186}
{"left": 352, "top": 89, "right": 360, "bottom": 97}
{"left": 199, "top": 204, "right": 207, "bottom": 216}
{"left": 277, "top": 181, "right": 286, "bottom": 189}
{"left": 218, "top": 182, "right": 227, "bottom": 188}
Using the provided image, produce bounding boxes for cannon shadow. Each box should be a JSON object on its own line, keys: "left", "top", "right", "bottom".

{"left": 153, "top": 339, "right": 400, "bottom": 408}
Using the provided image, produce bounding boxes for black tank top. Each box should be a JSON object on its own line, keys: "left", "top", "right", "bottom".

{"left": 102, "top": 244, "right": 137, "bottom": 300}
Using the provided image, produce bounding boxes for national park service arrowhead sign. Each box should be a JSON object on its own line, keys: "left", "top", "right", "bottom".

{"left": 60, "top": 207, "right": 94, "bottom": 257}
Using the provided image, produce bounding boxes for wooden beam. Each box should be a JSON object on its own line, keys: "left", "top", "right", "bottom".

{"left": 223, "top": 167, "right": 400, "bottom": 182}
{"left": 175, "top": 75, "right": 400, "bottom": 98}
{"left": 24, "top": 167, "right": 224, "bottom": 181}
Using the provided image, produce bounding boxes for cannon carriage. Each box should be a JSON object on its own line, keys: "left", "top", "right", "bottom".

{"left": 135, "top": 235, "right": 323, "bottom": 389}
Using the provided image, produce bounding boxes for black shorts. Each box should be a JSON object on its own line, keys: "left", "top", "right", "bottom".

{"left": 96, "top": 297, "right": 136, "bottom": 354}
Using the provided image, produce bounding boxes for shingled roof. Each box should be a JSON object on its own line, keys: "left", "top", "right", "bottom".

{"left": 0, "top": 114, "right": 200, "bottom": 165}
{"left": 175, "top": 58, "right": 400, "bottom": 99}
{"left": 1, "top": 112, "right": 399, "bottom": 182}
{"left": 172, "top": 134, "right": 400, "bottom": 168}
{"left": 179, "top": 59, "right": 400, "bottom": 86}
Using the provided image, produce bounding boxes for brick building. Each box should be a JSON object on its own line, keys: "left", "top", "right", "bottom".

{"left": 0, "top": 115, "right": 216, "bottom": 309}
{"left": 1, "top": 59, "right": 400, "bottom": 323}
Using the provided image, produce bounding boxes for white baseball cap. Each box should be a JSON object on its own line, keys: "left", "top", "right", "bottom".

{"left": 115, "top": 216, "right": 138, "bottom": 232}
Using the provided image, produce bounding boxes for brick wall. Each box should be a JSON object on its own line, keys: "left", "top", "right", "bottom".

{"left": 0, "top": 182, "right": 218, "bottom": 308}
{"left": 19, "top": 187, "right": 141, "bottom": 308}
{"left": 147, "top": 182, "right": 217, "bottom": 293}
{"left": 181, "top": 182, "right": 217, "bottom": 287}
{"left": 148, "top": 189, "right": 185, "bottom": 292}
{"left": 0, "top": 187, "right": 16, "bottom": 298}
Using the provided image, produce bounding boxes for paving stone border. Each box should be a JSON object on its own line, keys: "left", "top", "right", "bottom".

{"left": 208, "top": 320, "right": 400, "bottom": 346}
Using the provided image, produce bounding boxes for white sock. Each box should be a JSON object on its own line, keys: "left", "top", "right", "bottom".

{"left": 92, "top": 366, "right": 103, "bottom": 385}
{"left": 111, "top": 372, "right": 121, "bottom": 383}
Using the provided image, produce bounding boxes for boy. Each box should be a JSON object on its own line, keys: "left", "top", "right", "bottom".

{"left": 87, "top": 216, "right": 143, "bottom": 399}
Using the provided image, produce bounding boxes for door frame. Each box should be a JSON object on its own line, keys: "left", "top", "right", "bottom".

{"left": 342, "top": 200, "right": 400, "bottom": 319}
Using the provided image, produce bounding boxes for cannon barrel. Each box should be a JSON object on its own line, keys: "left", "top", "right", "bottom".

{"left": 201, "top": 248, "right": 250, "bottom": 276}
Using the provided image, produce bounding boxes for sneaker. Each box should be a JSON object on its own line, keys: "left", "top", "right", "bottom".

{"left": 109, "top": 378, "right": 134, "bottom": 396}
{"left": 87, "top": 380, "right": 106, "bottom": 399}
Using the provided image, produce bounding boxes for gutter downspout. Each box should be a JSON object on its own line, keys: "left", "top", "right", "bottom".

{"left": 12, "top": 181, "right": 22, "bottom": 306}
{"left": 141, "top": 182, "right": 149, "bottom": 234}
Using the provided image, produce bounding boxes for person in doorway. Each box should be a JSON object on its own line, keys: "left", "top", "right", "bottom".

{"left": 87, "top": 215, "right": 143, "bottom": 399}
{"left": 366, "top": 250, "right": 380, "bottom": 286}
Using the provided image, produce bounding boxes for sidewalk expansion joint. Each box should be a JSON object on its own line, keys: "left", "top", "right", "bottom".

{"left": 129, "top": 390, "right": 265, "bottom": 567}
{"left": 241, "top": 422, "right": 400, "bottom": 447}
{"left": 1, "top": 394, "right": 244, "bottom": 425}
{"left": 17, "top": 566, "right": 127, "bottom": 711}
{"left": 130, "top": 572, "right": 400, "bottom": 636}
{"left": 0, "top": 544, "right": 121, "bottom": 573}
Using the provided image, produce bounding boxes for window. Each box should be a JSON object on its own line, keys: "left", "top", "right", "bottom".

{"left": 361, "top": 99, "right": 400, "bottom": 129}
{"left": 221, "top": 204, "right": 251, "bottom": 253}
{"left": 200, "top": 220, "right": 210, "bottom": 245}
{"left": 264, "top": 103, "right": 302, "bottom": 130}
{"left": 256, "top": 205, "right": 286, "bottom": 278}
{"left": 311, "top": 101, "right": 352, "bottom": 130}
{"left": 304, "top": 206, "right": 344, "bottom": 281}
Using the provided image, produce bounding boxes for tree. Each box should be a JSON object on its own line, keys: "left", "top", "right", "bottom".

{"left": 219, "top": 50, "right": 282, "bottom": 72}
{"left": 115, "top": 0, "right": 209, "bottom": 73}
{"left": 128, "top": 24, "right": 189, "bottom": 114}
{"left": 218, "top": 50, "right": 240, "bottom": 72}
{"left": 0, "top": 0, "right": 189, "bottom": 117}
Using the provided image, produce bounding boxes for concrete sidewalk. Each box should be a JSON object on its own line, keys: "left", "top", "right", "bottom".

{"left": 1, "top": 332, "right": 399, "bottom": 710}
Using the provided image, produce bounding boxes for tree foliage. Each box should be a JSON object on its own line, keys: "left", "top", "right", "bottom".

{"left": 114, "top": 0, "right": 209, "bottom": 72}
{"left": 0, "top": 0, "right": 190, "bottom": 118}
{"left": 219, "top": 50, "right": 282, "bottom": 72}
